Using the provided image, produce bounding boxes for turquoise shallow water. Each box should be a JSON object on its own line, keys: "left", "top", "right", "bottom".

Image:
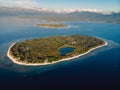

{"left": 0, "top": 17, "right": 120, "bottom": 89}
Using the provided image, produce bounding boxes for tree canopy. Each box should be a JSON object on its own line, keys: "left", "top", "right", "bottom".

{"left": 9, "top": 35, "right": 105, "bottom": 63}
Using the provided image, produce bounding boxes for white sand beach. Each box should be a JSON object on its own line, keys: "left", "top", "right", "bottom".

{"left": 7, "top": 41, "right": 108, "bottom": 66}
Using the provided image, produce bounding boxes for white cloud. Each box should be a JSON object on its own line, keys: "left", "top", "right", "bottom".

{"left": 0, "top": 0, "right": 39, "bottom": 8}
{"left": 15, "top": 0, "right": 39, "bottom": 8}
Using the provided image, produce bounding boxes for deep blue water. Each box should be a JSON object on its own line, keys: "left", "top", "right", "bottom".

{"left": 59, "top": 47, "right": 75, "bottom": 56}
{"left": 0, "top": 17, "right": 120, "bottom": 90}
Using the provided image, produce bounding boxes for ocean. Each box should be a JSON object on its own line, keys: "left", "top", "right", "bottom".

{"left": 0, "top": 17, "right": 120, "bottom": 90}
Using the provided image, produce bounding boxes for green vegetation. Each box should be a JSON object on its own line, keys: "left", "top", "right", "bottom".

{"left": 9, "top": 35, "right": 105, "bottom": 63}
{"left": 36, "top": 24, "right": 68, "bottom": 28}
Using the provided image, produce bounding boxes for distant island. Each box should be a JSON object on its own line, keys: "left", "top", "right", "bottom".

{"left": 7, "top": 35, "right": 107, "bottom": 66}
{"left": 36, "top": 24, "right": 68, "bottom": 28}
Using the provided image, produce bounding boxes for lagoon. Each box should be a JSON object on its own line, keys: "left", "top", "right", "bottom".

{"left": 59, "top": 47, "right": 75, "bottom": 56}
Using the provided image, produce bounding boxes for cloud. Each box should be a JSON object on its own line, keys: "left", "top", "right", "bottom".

{"left": 0, "top": 0, "right": 39, "bottom": 8}
{"left": 14, "top": 0, "right": 39, "bottom": 8}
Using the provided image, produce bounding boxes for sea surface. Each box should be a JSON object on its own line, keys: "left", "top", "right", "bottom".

{"left": 0, "top": 16, "right": 120, "bottom": 90}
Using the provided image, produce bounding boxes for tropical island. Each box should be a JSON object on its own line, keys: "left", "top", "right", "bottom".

{"left": 36, "top": 24, "right": 68, "bottom": 28}
{"left": 7, "top": 35, "right": 107, "bottom": 66}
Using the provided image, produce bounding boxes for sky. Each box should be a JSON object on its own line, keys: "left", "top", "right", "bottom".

{"left": 0, "top": 0, "right": 120, "bottom": 12}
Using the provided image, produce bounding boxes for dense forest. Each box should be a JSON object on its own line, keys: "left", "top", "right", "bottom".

{"left": 9, "top": 35, "right": 105, "bottom": 63}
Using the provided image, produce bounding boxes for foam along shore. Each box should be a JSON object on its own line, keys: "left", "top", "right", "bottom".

{"left": 7, "top": 41, "right": 108, "bottom": 66}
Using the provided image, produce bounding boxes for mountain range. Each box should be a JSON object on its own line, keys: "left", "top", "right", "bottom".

{"left": 0, "top": 7, "right": 120, "bottom": 24}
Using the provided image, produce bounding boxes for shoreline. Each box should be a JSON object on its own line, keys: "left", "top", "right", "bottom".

{"left": 34, "top": 24, "right": 70, "bottom": 29}
{"left": 7, "top": 41, "right": 108, "bottom": 66}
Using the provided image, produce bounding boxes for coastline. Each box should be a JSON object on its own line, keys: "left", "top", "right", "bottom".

{"left": 7, "top": 41, "right": 108, "bottom": 66}
{"left": 34, "top": 24, "right": 70, "bottom": 29}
